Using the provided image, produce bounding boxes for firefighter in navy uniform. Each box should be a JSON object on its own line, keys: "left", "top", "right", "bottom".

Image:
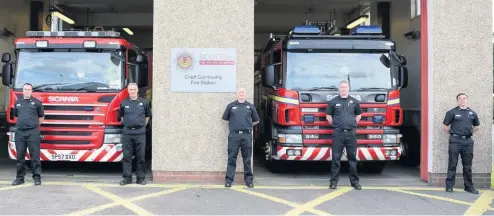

{"left": 12, "top": 83, "right": 44, "bottom": 186}
{"left": 118, "top": 83, "right": 152, "bottom": 186}
{"left": 325, "top": 81, "right": 362, "bottom": 190}
{"left": 222, "top": 88, "right": 260, "bottom": 188}
{"left": 443, "top": 93, "right": 480, "bottom": 194}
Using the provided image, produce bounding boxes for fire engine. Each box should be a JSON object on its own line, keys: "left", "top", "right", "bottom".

{"left": 254, "top": 23, "right": 409, "bottom": 173}
{"left": 0, "top": 30, "right": 151, "bottom": 162}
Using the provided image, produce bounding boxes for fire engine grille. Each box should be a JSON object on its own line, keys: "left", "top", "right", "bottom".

{"left": 304, "top": 134, "right": 369, "bottom": 140}
{"left": 44, "top": 115, "right": 94, "bottom": 121}
{"left": 42, "top": 140, "right": 91, "bottom": 145}
{"left": 40, "top": 131, "right": 92, "bottom": 136}
{"left": 41, "top": 124, "right": 90, "bottom": 128}
{"left": 43, "top": 105, "right": 96, "bottom": 111}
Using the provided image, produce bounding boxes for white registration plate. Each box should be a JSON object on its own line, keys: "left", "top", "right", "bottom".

{"left": 51, "top": 154, "right": 76, "bottom": 160}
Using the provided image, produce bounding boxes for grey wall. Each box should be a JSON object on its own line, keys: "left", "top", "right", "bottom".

{"left": 152, "top": 0, "right": 254, "bottom": 174}
{"left": 429, "top": 0, "right": 492, "bottom": 177}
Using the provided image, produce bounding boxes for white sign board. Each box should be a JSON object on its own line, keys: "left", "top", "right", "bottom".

{"left": 171, "top": 48, "right": 236, "bottom": 92}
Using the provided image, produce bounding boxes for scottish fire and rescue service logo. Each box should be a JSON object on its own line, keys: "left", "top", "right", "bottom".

{"left": 176, "top": 52, "right": 193, "bottom": 71}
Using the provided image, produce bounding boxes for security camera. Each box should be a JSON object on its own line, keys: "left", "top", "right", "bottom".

{"left": 404, "top": 30, "right": 420, "bottom": 40}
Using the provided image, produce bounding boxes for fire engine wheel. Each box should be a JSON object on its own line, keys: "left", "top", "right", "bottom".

{"left": 267, "top": 159, "right": 287, "bottom": 173}
{"left": 265, "top": 141, "right": 288, "bottom": 173}
{"left": 361, "top": 161, "right": 387, "bottom": 174}
{"left": 399, "top": 127, "right": 420, "bottom": 167}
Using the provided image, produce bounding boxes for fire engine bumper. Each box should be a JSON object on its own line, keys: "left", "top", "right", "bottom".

{"left": 271, "top": 146, "right": 401, "bottom": 161}
{"left": 7, "top": 141, "right": 123, "bottom": 162}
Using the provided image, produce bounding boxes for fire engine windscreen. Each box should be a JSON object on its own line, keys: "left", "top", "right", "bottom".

{"left": 285, "top": 52, "right": 392, "bottom": 90}
{"left": 13, "top": 51, "right": 124, "bottom": 92}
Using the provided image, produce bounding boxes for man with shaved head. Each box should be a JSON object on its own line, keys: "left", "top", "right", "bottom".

{"left": 222, "top": 87, "right": 260, "bottom": 188}
{"left": 118, "top": 83, "right": 152, "bottom": 186}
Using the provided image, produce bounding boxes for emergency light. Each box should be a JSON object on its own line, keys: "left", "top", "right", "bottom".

{"left": 292, "top": 25, "right": 321, "bottom": 35}
{"left": 26, "top": 31, "right": 121, "bottom": 38}
{"left": 351, "top": 25, "right": 383, "bottom": 35}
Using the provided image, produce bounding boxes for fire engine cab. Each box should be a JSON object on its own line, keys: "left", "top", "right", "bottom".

{"left": 254, "top": 23, "right": 409, "bottom": 173}
{"left": 0, "top": 30, "right": 150, "bottom": 162}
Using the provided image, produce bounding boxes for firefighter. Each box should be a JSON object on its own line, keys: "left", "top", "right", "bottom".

{"left": 118, "top": 83, "right": 152, "bottom": 186}
{"left": 222, "top": 87, "right": 259, "bottom": 188}
{"left": 12, "top": 83, "right": 44, "bottom": 186}
{"left": 325, "top": 80, "right": 362, "bottom": 190}
{"left": 443, "top": 93, "right": 479, "bottom": 194}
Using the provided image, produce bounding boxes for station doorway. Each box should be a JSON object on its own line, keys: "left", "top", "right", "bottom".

{"left": 252, "top": 0, "right": 427, "bottom": 186}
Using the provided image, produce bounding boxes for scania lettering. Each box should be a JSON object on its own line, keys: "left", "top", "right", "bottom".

{"left": 326, "top": 94, "right": 362, "bottom": 101}
{"left": 0, "top": 30, "right": 152, "bottom": 163}
{"left": 253, "top": 23, "right": 409, "bottom": 173}
{"left": 48, "top": 96, "right": 79, "bottom": 103}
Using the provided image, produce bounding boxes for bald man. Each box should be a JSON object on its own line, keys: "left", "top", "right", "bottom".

{"left": 222, "top": 88, "right": 260, "bottom": 188}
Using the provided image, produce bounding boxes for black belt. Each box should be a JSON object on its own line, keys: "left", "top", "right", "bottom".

{"left": 451, "top": 134, "right": 471, "bottom": 139}
{"left": 126, "top": 126, "right": 143, "bottom": 130}
{"left": 232, "top": 130, "right": 251, "bottom": 134}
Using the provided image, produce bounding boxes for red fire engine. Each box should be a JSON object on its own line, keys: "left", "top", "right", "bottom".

{"left": 0, "top": 30, "right": 151, "bottom": 162}
{"left": 254, "top": 23, "right": 409, "bottom": 173}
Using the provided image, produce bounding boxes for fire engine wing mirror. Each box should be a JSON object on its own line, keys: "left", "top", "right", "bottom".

{"left": 380, "top": 54, "right": 390, "bottom": 68}
{"left": 262, "top": 65, "right": 275, "bottom": 88}
{"left": 399, "top": 55, "right": 407, "bottom": 66}
{"left": 135, "top": 64, "right": 148, "bottom": 87}
{"left": 399, "top": 66, "right": 409, "bottom": 88}
{"left": 136, "top": 54, "right": 145, "bottom": 63}
{"left": 1, "top": 53, "right": 11, "bottom": 63}
{"left": 2, "top": 63, "right": 12, "bottom": 86}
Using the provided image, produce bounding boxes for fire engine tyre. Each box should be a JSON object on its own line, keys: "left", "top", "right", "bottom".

{"left": 266, "top": 141, "right": 288, "bottom": 173}
{"left": 361, "top": 161, "right": 387, "bottom": 174}
{"left": 399, "top": 127, "right": 421, "bottom": 167}
{"left": 267, "top": 159, "right": 288, "bottom": 173}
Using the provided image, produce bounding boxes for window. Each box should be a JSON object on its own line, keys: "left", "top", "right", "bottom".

{"left": 285, "top": 52, "right": 392, "bottom": 90}
{"left": 411, "top": 0, "right": 421, "bottom": 19}
{"left": 14, "top": 50, "right": 124, "bottom": 92}
{"left": 127, "top": 50, "right": 138, "bottom": 83}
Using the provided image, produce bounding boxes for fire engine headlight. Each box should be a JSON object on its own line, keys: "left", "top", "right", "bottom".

{"left": 286, "top": 149, "right": 302, "bottom": 156}
{"left": 278, "top": 134, "right": 302, "bottom": 143}
{"left": 104, "top": 134, "right": 121, "bottom": 143}
{"left": 83, "top": 40, "right": 96, "bottom": 48}
{"left": 36, "top": 40, "right": 48, "bottom": 47}
{"left": 385, "top": 149, "right": 399, "bottom": 156}
{"left": 383, "top": 134, "right": 398, "bottom": 143}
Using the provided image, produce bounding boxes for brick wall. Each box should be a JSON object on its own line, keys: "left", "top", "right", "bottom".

{"left": 153, "top": 171, "right": 245, "bottom": 184}
{"left": 428, "top": 173, "right": 491, "bottom": 188}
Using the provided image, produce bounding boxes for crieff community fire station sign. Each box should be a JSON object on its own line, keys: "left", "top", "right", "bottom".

{"left": 171, "top": 48, "right": 236, "bottom": 92}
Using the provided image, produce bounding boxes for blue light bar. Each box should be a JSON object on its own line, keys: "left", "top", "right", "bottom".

{"left": 292, "top": 25, "right": 321, "bottom": 35}
{"left": 352, "top": 25, "right": 383, "bottom": 35}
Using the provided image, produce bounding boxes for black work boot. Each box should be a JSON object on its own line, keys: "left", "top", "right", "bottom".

{"left": 120, "top": 178, "right": 132, "bottom": 186}
{"left": 352, "top": 184, "right": 362, "bottom": 190}
{"left": 329, "top": 183, "right": 337, "bottom": 189}
{"left": 34, "top": 178, "right": 41, "bottom": 186}
{"left": 224, "top": 182, "right": 232, "bottom": 188}
{"left": 12, "top": 179, "right": 24, "bottom": 186}
{"left": 136, "top": 178, "right": 147, "bottom": 185}
{"left": 464, "top": 187, "right": 479, "bottom": 194}
{"left": 446, "top": 187, "right": 453, "bottom": 192}
{"left": 246, "top": 183, "right": 254, "bottom": 188}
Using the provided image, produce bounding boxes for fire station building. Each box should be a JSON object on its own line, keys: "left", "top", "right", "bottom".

{"left": 0, "top": 0, "right": 492, "bottom": 187}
